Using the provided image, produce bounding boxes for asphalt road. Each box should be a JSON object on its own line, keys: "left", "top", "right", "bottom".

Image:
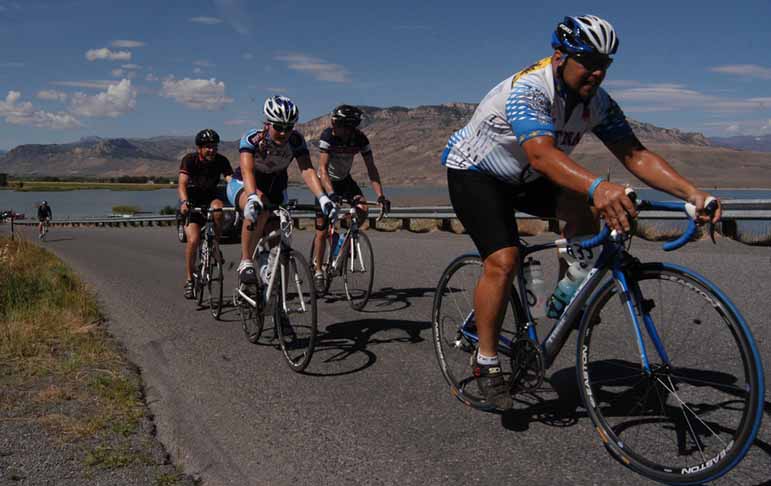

{"left": 19, "top": 225, "right": 771, "bottom": 486}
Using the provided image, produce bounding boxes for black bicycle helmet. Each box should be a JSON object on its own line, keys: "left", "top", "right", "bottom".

{"left": 195, "top": 128, "right": 220, "bottom": 146}
{"left": 331, "top": 104, "right": 363, "bottom": 127}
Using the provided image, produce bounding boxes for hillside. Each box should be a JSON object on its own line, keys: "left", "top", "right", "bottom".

{"left": 1, "top": 104, "right": 770, "bottom": 188}
{"left": 709, "top": 134, "right": 771, "bottom": 153}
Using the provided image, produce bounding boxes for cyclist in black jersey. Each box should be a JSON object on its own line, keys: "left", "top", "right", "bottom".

{"left": 312, "top": 105, "right": 390, "bottom": 284}
{"left": 178, "top": 129, "right": 233, "bottom": 299}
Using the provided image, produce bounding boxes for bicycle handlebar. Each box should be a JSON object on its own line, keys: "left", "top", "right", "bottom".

{"left": 578, "top": 195, "right": 719, "bottom": 252}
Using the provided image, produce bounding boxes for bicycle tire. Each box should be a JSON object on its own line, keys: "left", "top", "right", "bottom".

{"left": 209, "top": 257, "right": 224, "bottom": 320}
{"left": 194, "top": 243, "right": 206, "bottom": 306}
{"left": 342, "top": 231, "right": 374, "bottom": 311}
{"left": 276, "top": 250, "right": 317, "bottom": 372}
{"left": 238, "top": 282, "right": 264, "bottom": 344}
{"left": 576, "top": 262, "right": 764, "bottom": 485}
{"left": 432, "top": 254, "right": 524, "bottom": 411}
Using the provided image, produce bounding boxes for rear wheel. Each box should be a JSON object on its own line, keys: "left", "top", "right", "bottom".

{"left": 577, "top": 263, "right": 764, "bottom": 484}
{"left": 432, "top": 254, "right": 523, "bottom": 411}
{"left": 276, "top": 250, "right": 317, "bottom": 372}
{"left": 238, "top": 282, "right": 264, "bottom": 344}
{"left": 342, "top": 231, "right": 374, "bottom": 311}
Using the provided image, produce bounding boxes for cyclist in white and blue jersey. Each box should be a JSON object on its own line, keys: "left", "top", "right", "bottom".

{"left": 227, "top": 96, "right": 337, "bottom": 284}
{"left": 442, "top": 15, "right": 722, "bottom": 410}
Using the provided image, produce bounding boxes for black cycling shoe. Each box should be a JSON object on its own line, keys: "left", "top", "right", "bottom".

{"left": 470, "top": 353, "right": 513, "bottom": 410}
{"left": 238, "top": 262, "right": 258, "bottom": 285}
{"left": 184, "top": 280, "right": 195, "bottom": 299}
{"left": 313, "top": 270, "right": 326, "bottom": 293}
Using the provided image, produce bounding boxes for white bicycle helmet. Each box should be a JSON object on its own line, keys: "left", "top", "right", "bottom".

{"left": 263, "top": 95, "right": 299, "bottom": 124}
{"left": 552, "top": 15, "right": 619, "bottom": 56}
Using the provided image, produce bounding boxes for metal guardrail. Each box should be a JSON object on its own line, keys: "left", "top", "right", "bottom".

{"left": 8, "top": 199, "right": 770, "bottom": 239}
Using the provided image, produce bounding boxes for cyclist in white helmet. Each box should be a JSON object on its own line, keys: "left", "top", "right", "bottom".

{"left": 442, "top": 15, "right": 721, "bottom": 410}
{"left": 227, "top": 95, "right": 337, "bottom": 284}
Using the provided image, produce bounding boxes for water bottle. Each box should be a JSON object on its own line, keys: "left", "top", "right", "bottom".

{"left": 523, "top": 258, "right": 546, "bottom": 319}
{"left": 546, "top": 260, "right": 592, "bottom": 319}
{"left": 260, "top": 246, "right": 278, "bottom": 285}
{"left": 331, "top": 230, "right": 345, "bottom": 257}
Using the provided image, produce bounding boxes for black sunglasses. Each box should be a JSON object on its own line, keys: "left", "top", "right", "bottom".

{"left": 571, "top": 53, "right": 613, "bottom": 72}
{"left": 271, "top": 123, "right": 294, "bottom": 132}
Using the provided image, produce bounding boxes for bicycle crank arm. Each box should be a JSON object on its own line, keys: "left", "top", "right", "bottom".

{"left": 237, "top": 287, "right": 259, "bottom": 308}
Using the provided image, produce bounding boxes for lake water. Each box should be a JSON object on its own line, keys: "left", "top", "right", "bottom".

{"left": 2, "top": 185, "right": 769, "bottom": 238}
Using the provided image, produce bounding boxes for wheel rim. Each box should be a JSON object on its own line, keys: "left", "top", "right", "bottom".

{"left": 276, "top": 251, "right": 317, "bottom": 371}
{"left": 343, "top": 232, "right": 374, "bottom": 310}
{"left": 578, "top": 266, "right": 763, "bottom": 482}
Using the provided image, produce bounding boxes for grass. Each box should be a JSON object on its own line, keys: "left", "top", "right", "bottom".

{"left": 112, "top": 205, "right": 141, "bottom": 215}
{"left": 0, "top": 236, "right": 147, "bottom": 468}
{"left": 2, "top": 181, "right": 175, "bottom": 192}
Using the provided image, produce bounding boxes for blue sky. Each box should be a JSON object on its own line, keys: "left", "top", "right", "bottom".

{"left": 0, "top": 0, "right": 769, "bottom": 150}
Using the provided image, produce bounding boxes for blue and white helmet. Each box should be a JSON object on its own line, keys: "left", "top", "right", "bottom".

{"left": 551, "top": 15, "right": 619, "bottom": 56}
{"left": 263, "top": 95, "right": 299, "bottom": 124}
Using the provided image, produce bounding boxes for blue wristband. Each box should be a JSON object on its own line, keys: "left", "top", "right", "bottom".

{"left": 587, "top": 177, "right": 604, "bottom": 203}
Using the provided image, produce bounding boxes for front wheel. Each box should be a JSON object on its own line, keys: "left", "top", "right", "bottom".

{"left": 342, "top": 231, "right": 374, "bottom": 311}
{"left": 194, "top": 243, "right": 206, "bottom": 306}
{"left": 208, "top": 255, "right": 224, "bottom": 320}
{"left": 276, "top": 250, "right": 317, "bottom": 372}
{"left": 577, "top": 263, "right": 764, "bottom": 485}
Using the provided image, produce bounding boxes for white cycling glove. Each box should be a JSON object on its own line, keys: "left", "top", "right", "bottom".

{"left": 244, "top": 193, "right": 263, "bottom": 222}
{"left": 318, "top": 194, "right": 338, "bottom": 223}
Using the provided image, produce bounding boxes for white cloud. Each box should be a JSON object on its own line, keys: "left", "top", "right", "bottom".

{"left": 703, "top": 119, "right": 771, "bottom": 136}
{"left": 160, "top": 77, "right": 233, "bottom": 110}
{"left": 608, "top": 83, "right": 771, "bottom": 113}
{"left": 213, "top": 0, "right": 250, "bottom": 35}
{"left": 51, "top": 80, "right": 114, "bottom": 89}
{"left": 710, "top": 64, "right": 771, "bottom": 80}
{"left": 69, "top": 79, "right": 137, "bottom": 117}
{"left": 0, "top": 61, "right": 24, "bottom": 68}
{"left": 266, "top": 87, "right": 287, "bottom": 93}
{"left": 145, "top": 73, "right": 159, "bottom": 82}
{"left": 85, "top": 48, "right": 132, "bottom": 62}
{"left": 274, "top": 53, "right": 350, "bottom": 83}
{"left": 36, "top": 89, "right": 68, "bottom": 102}
{"left": 242, "top": 52, "right": 254, "bottom": 60}
{"left": 111, "top": 40, "right": 145, "bottom": 48}
{"left": 193, "top": 60, "right": 214, "bottom": 67}
{"left": 0, "top": 91, "right": 81, "bottom": 128}
{"left": 111, "top": 68, "right": 125, "bottom": 78}
{"left": 189, "top": 16, "right": 222, "bottom": 24}
{"left": 121, "top": 64, "right": 141, "bottom": 70}
{"left": 193, "top": 67, "right": 203, "bottom": 74}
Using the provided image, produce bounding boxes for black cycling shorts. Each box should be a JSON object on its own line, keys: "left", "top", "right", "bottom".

{"left": 314, "top": 175, "right": 365, "bottom": 230}
{"left": 447, "top": 168, "right": 561, "bottom": 259}
{"left": 187, "top": 188, "right": 227, "bottom": 226}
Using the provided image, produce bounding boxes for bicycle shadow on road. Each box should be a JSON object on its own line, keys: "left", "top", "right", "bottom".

{"left": 302, "top": 318, "right": 430, "bottom": 377}
{"left": 317, "top": 286, "right": 435, "bottom": 313}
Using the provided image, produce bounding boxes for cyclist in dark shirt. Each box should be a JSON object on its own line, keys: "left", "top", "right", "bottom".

{"left": 178, "top": 129, "right": 234, "bottom": 298}
{"left": 37, "top": 201, "right": 52, "bottom": 239}
{"left": 311, "top": 105, "right": 390, "bottom": 286}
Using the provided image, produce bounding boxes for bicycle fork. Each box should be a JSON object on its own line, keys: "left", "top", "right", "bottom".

{"left": 612, "top": 269, "right": 672, "bottom": 375}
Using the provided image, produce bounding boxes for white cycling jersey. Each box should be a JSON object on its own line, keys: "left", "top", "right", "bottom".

{"left": 442, "top": 57, "right": 633, "bottom": 185}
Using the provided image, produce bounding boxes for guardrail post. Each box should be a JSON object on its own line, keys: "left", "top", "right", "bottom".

{"left": 720, "top": 219, "right": 738, "bottom": 239}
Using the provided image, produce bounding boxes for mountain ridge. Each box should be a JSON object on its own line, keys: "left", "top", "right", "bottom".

{"left": 1, "top": 103, "right": 769, "bottom": 188}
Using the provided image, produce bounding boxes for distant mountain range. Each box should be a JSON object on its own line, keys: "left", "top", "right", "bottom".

{"left": 708, "top": 134, "right": 771, "bottom": 153}
{"left": 1, "top": 103, "right": 770, "bottom": 188}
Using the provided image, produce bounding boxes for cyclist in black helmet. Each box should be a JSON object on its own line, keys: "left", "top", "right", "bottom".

{"left": 37, "top": 200, "right": 52, "bottom": 239}
{"left": 178, "top": 128, "right": 233, "bottom": 299}
{"left": 311, "top": 104, "right": 390, "bottom": 287}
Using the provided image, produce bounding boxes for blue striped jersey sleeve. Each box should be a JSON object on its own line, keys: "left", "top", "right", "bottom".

{"left": 239, "top": 128, "right": 260, "bottom": 153}
{"left": 505, "top": 83, "right": 555, "bottom": 144}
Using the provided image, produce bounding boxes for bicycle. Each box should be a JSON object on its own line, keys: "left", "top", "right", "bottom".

{"left": 234, "top": 200, "right": 318, "bottom": 372}
{"left": 186, "top": 206, "right": 235, "bottom": 319}
{"left": 38, "top": 218, "right": 50, "bottom": 240}
{"left": 309, "top": 199, "right": 385, "bottom": 310}
{"left": 432, "top": 196, "right": 764, "bottom": 485}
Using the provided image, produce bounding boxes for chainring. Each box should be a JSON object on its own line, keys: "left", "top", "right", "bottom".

{"left": 509, "top": 338, "right": 545, "bottom": 392}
